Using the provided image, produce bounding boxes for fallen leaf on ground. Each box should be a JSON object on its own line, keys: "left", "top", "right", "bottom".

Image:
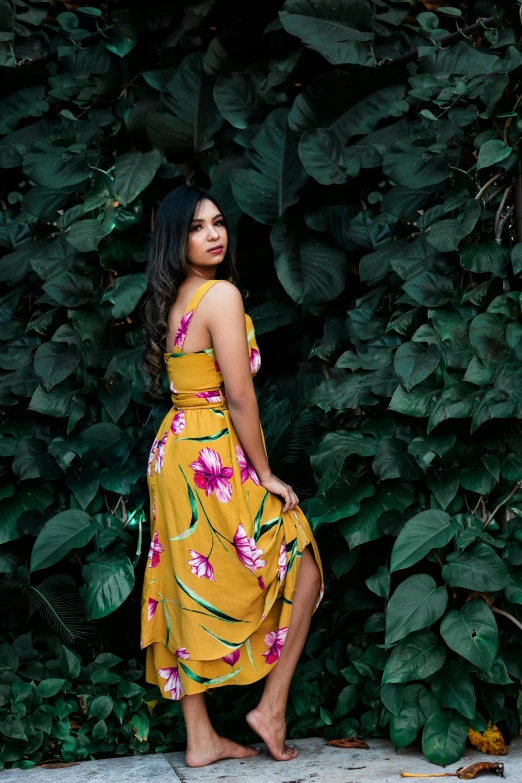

{"left": 326, "top": 738, "right": 369, "bottom": 749}
{"left": 468, "top": 723, "right": 508, "bottom": 756}
{"left": 456, "top": 762, "right": 505, "bottom": 779}
{"left": 38, "top": 762, "right": 81, "bottom": 768}
{"left": 400, "top": 761, "right": 505, "bottom": 778}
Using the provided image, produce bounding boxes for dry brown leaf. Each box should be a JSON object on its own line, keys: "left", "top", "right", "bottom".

{"left": 38, "top": 762, "right": 81, "bottom": 769}
{"left": 326, "top": 737, "right": 369, "bottom": 749}
{"left": 468, "top": 722, "right": 508, "bottom": 756}
{"left": 456, "top": 761, "right": 505, "bottom": 778}
{"left": 400, "top": 761, "right": 505, "bottom": 778}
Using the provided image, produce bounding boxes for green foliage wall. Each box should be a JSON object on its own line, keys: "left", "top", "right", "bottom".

{"left": 1, "top": 0, "right": 522, "bottom": 771}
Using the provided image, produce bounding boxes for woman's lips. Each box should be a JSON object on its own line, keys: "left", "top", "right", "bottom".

{"left": 208, "top": 246, "right": 224, "bottom": 254}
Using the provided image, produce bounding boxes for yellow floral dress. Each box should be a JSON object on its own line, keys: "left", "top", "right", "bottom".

{"left": 141, "top": 279, "right": 323, "bottom": 699}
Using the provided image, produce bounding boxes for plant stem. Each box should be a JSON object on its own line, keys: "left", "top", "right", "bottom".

{"left": 475, "top": 172, "right": 503, "bottom": 201}
{"left": 491, "top": 605, "right": 522, "bottom": 633}
{"left": 378, "top": 17, "right": 495, "bottom": 68}
{"left": 484, "top": 479, "right": 522, "bottom": 529}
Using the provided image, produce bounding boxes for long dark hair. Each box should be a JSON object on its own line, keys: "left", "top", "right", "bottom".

{"left": 141, "top": 185, "right": 240, "bottom": 399}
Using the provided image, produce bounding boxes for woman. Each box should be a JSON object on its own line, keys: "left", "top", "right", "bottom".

{"left": 141, "top": 185, "right": 323, "bottom": 768}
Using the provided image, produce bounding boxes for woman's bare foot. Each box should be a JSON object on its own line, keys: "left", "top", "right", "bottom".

{"left": 246, "top": 706, "right": 297, "bottom": 761}
{"left": 185, "top": 735, "right": 260, "bottom": 768}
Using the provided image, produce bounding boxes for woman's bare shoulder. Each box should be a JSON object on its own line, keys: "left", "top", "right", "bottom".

{"left": 205, "top": 280, "right": 243, "bottom": 309}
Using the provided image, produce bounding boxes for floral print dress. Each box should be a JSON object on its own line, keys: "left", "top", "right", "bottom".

{"left": 141, "top": 279, "right": 324, "bottom": 700}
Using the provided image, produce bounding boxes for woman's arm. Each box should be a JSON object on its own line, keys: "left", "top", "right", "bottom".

{"left": 203, "top": 282, "right": 299, "bottom": 513}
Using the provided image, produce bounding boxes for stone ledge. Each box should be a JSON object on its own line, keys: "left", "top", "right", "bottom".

{"left": 2, "top": 736, "right": 520, "bottom": 782}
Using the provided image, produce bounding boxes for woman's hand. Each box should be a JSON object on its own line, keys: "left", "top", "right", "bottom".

{"left": 259, "top": 472, "right": 299, "bottom": 513}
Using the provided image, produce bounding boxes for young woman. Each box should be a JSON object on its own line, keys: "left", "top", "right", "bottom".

{"left": 141, "top": 185, "right": 323, "bottom": 768}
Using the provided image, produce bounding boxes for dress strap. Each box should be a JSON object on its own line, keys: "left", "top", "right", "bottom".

{"left": 172, "top": 279, "right": 221, "bottom": 353}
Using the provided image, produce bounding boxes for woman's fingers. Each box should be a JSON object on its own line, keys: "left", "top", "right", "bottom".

{"left": 282, "top": 486, "right": 299, "bottom": 512}
{"left": 282, "top": 487, "right": 291, "bottom": 512}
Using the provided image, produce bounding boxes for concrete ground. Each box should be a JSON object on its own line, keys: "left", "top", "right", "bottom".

{"left": 1, "top": 736, "right": 519, "bottom": 782}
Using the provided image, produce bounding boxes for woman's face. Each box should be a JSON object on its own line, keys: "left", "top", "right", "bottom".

{"left": 186, "top": 198, "right": 228, "bottom": 270}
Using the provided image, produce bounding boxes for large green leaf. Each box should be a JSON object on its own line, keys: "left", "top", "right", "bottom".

{"left": 0, "top": 487, "right": 53, "bottom": 546}
{"left": 383, "top": 141, "right": 460, "bottom": 188}
{"left": 30, "top": 510, "right": 96, "bottom": 572}
{"left": 426, "top": 200, "right": 480, "bottom": 253}
{"left": 476, "top": 139, "right": 512, "bottom": 170}
{"left": 310, "top": 430, "right": 378, "bottom": 493}
{"left": 271, "top": 215, "right": 346, "bottom": 304}
{"left": 299, "top": 128, "right": 352, "bottom": 184}
{"left": 289, "top": 74, "right": 406, "bottom": 140}
{"left": 393, "top": 342, "right": 440, "bottom": 391}
{"left": 82, "top": 553, "right": 135, "bottom": 619}
{"left": 440, "top": 598, "right": 498, "bottom": 672}
{"left": 67, "top": 218, "right": 115, "bottom": 253}
{"left": 460, "top": 242, "right": 510, "bottom": 277}
{"left": 12, "top": 439, "right": 63, "bottom": 481}
{"left": 442, "top": 542, "right": 510, "bottom": 591}
{"left": 431, "top": 663, "right": 476, "bottom": 721}
{"left": 422, "top": 710, "right": 468, "bottom": 766}
{"left": 231, "top": 108, "right": 308, "bottom": 225}
{"left": 23, "top": 140, "right": 98, "bottom": 188}
{"left": 103, "top": 273, "right": 147, "bottom": 318}
{"left": 341, "top": 485, "right": 414, "bottom": 550}
{"left": 213, "top": 72, "right": 260, "bottom": 129}
{"left": 372, "top": 438, "right": 423, "bottom": 481}
{"left": 388, "top": 683, "right": 438, "bottom": 750}
{"left": 33, "top": 342, "right": 80, "bottom": 391}
{"left": 308, "top": 472, "right": 374, "bottom": 529}
{"left": 146, "top": 52, "right": 223, "bottom": 153}
{"left": 385, "top": 574, "right": 448, "bottom": 648}
{"left": 390, "top": 510, "right": 456, "bottom": 573}
{"left": 280, "top": 0, "right": 374, "bottom": 66}
{"left": 113, "top": 150, "right": 162, "bottom": 207}
{"left": 382, "top": 630, "right": 446, "bottom": 684}
{"left": 402, "top": 271, "right": 453, "bottom": 307}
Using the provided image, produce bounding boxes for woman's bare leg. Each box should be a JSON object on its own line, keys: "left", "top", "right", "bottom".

{"left": 182, "top": 692, "right": 260, "bottom": 767}
{"left": 246, "top": 546, "right": 322, "bottom": 761}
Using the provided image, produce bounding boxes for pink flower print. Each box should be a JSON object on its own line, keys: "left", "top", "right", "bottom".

{"left": 214, "top": 358, "right": 221, "bottom": 373}
{"left": 170, "top": 410, "right": 185, "bottom": 434}
{"left": 194, "top": 389, "right": 221, "bottom": 403}
{"left": 148, "top": 598, "right": 158, "bottom": 621}
{"left": 189, "top": 447, "right": 233, "bottom": 503}
{"left": 250, "top": 347, "right": 261, "bottom": 373}
{"left": 147, "top": 437, "right": 158, "bottom": 476}
{"left": 157, "top": 666, "right": 183, "bottom": 700}
{"left": 152, "top": 497, "right": 156, "bottom": 522}
{"left": 187, "top": 550, "right": 215, "bottom": 580}
{"left": 147, "top": 530, "right": 164, "bottom": 568}
{"left": 155, "top": 431, "right": 169, "bottom": 475}
{"left": 315, "top": 584, "right": 324, "bottom": 610}
{"left": 258, "top": 576, "right": 265, "bottom": 590}
{"left": 221, "top": 649, "right": 240, "bottom": 666}
{"left": 235, "top": 444, "right": 260, "bottom": 486}
{"left": 170, "top": 381, "right": 177, "bottom": 394}
{"left": 278, "top": 541, "right": 287, "bottom": 582}
{"left": 262, "top": 627, "right": 288, "bottom": 665}
{"left": 233, "top": 523, "right": 266, "bottom": 574}
{"left": 292, "top": 509, "right": 298, "bottom": 521}
{"left": 175, "top": 648, "right": 189, "bottom": 659}
{"left": 174, "top": 310, "right": 193, "bottom": 349}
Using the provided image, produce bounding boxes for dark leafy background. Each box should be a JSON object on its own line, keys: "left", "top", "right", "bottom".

{"left": 1, "top": 0, "right": 522, "bottom": 771}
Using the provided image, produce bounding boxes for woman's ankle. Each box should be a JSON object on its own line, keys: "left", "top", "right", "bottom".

{"left": 254, "top": 698, "right": 287, "bottom": 721}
